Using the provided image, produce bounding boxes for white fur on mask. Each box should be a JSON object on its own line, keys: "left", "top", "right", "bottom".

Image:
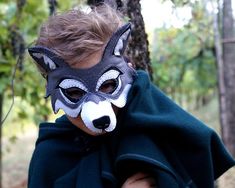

{"left": 81, "top": 101, "right": 116, "bottom": 134}
{"left": 54, "top": 99, "right": 82, "bottom": 118}
{"left": 110, "top": 84, "right": 132, "bottom": 107}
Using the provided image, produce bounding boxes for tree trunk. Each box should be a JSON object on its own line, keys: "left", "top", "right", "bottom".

{"left": 212, "top": 2, "right": 226, "bottom": 133}
{"left": 87, "top": 0, "right": 122, "bottom": 9}
{"left": 123, "top": 0, "right": 152, "bottom": 77}
{"left": 48, "top": 0, "right": 58, "bottom": 15}
{"left": 222, "top": 0, "right": 235, "bottom": 157}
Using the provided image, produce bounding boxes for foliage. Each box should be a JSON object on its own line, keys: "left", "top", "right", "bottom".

{"left": 1, "top": 0, "right": 48, "bottom": 125}
{"left": 151, "top": 0, "right": 217, "bottom": 109}
{"left": 0, "top": 0, "right": 84, "bottom": 126}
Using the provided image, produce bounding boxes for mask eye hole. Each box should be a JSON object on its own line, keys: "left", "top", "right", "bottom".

{"left": 62, "top": 87, "right": 86, "bottom": 103}
{"left": 98, "top": 79, "right": 118, "bottom": 94}
{"left": 59, "top": 79, "right": 88, "bottom": 103}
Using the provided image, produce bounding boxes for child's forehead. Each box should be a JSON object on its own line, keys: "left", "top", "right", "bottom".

{"left": 70, "top": 50, "right": 103, "bottom": 69}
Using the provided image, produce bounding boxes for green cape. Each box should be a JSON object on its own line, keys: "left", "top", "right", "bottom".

{"left": 28, "top": 71, "right": 235, "bottom": 188}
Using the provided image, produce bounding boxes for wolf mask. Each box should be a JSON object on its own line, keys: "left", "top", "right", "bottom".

{"left": 28, "top": 23, "right": 137, "bottom": 134}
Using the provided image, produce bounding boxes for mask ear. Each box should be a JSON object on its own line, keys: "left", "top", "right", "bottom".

{"left": 103, "top": 23, "right": 131, "bottom": 57}
{"left": 28, "top": 46, "right": 67, "bottom": 77}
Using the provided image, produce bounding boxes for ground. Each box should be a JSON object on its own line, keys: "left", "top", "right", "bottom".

{"left": 2, "top": 129, "right": 37, "bottom": 188}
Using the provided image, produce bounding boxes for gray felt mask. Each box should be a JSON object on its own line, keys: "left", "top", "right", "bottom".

{"left": 28, "top": 23, "right": 137, "bottom": 133}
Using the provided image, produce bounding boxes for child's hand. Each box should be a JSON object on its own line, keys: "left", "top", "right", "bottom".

{"left": 121, "top": 172, "right": 156, "bottom": 188}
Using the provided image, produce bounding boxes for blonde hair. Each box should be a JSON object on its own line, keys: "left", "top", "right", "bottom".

{"left": 36, "top": 4, "right": 124, "bottom": 67}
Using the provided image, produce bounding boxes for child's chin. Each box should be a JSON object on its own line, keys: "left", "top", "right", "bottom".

{"left": 94, "top": 131, "right": 108, "bottom": 136}
{"left": 81, "top": 126, "right": 107, "bottom": 136}
{"left": 83, "top": 128, "right": 108, "bottom": 136}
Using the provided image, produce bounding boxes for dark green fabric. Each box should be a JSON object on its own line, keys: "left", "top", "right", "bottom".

{"left": 28, "top": 70, "right": 235, "bottom": 188}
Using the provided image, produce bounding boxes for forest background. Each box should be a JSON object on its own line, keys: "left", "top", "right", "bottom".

{"left": 0, "top": 0, "right": 235, "bottom": 187}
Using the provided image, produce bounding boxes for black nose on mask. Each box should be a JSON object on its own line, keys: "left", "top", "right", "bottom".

{"left": 93, "top": 116, "right": 110, "bottom": 130}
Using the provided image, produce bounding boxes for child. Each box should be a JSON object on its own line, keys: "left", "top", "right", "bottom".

{"left": 28, "top": 4, "right": 235, "bottom": 188}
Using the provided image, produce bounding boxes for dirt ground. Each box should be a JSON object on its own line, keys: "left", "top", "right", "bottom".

{"left": 2, "top": 130, "right": 37, "bottom": 188}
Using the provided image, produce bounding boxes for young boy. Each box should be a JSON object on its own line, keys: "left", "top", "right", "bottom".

{"left": 28, "top": 4, "right": 235, "bottom": 188}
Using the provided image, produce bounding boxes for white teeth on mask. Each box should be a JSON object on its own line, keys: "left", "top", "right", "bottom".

{"left": 54, "top": 99, "right": 81, "bottom": 118}
{"left": 110, "top": 84, "right": 131, "bottom": 108}
{"left": 81, "top": 100, "right": 116, "bottom": 133}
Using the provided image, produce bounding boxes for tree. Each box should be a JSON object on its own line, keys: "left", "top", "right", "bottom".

{"left": 150, "top": 1, "right": 217, "bottom": 109}
{"left": 222, "top": 0, "right": 235, "bottom": 157}
{"left": 123, "top": 0, "right": 152, "bottom": 75}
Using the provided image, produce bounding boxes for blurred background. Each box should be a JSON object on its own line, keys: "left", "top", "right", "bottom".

{"left": 0, "top": 0, "right": 235, "bottom": 187}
